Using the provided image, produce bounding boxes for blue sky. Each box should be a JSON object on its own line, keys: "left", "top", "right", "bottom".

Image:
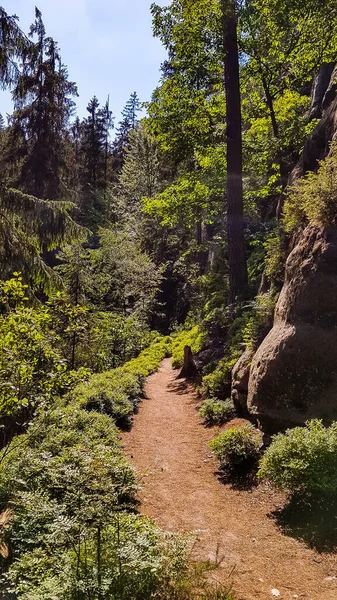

{"left": 0, "top": 0, "right": 167, "bottom": 127}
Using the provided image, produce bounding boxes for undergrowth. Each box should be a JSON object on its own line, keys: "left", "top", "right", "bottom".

{"left": 70, "top": 335, "right": 172, "bottom": 426}
{"left": 0, "top": 334, "right": 235, "bottom": 599}
{"left": 210, "top": 425, "right": 262, "bottom": 473}
{"left": 171, "top": 326, "right": 205, "bottom": 369}
{"left": 199, "top": 398, "right": 236, "bottom": 426}
{"left": 259, "top": 419, "right": 337, "bottom": 494}
{"left": 201, "top": 293, "right": 276, "bottom": 403}
{"left": 284, "top": 141, "right": 337, "bottom": 230}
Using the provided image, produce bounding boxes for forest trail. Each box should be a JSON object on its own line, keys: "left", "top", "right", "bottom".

{"left": 121, "top": 359, "right": 337, "bottom": 600}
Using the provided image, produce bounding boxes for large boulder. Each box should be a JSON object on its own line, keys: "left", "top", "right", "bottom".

{"left": 231, "top": 346, "right": 255, "bottom": 415}
{"left": 247, "top": 226, "right": 337, "bottom": 430}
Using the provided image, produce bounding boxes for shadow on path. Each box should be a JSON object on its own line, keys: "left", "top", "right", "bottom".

{"left": 270, "top": 492, "right": 337, "bottom": 553}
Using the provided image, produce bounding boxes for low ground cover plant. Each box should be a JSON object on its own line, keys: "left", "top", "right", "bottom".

{"left": 0, "top": 335, "right": 235, "bottom": 599}
{"left": 210, "top": 425, "right": 262, "bottom": 472}
{"left": 202, "top": 356, "right": 237, "bottom": 401}
{"left": 259, "top": 419, "right": 337, "bottom": 494}
{"left": 171, "top": 326, "right": 205, "bottom": 369}
{"left": 71, "top": 336, "right": 172, "bottom": 426}
{"left": 199, "top": 398, "right": 236, "bottom": 426}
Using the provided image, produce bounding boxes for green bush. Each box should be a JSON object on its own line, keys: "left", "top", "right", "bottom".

{"left": 5, "top": 516, "right": 235, "bottom": 600}
{"left": 0, "top": 276, "right": 76, "bottom": 420}
{"left": 202, "top": 356, "right": 237, "bottom": 400}
{"left": 7, "top": 514, "right": 190, "bottom": 600}
{"left": 284, "top": 141, "right": 337, "bottom": 231}
{"left": 209, "top": 425, "right": 262, "bottom": 471}
{"left": 0, "top": 404, "right": 196, "bottom": 600}
{"left": 199, "top": 398, "right": 236, "bottom": 426}
{"left": 241, "top": 292, "right": 277, "bottom": 349}
{"left": 171, "top": 326, "right": 205, "bottom": 369}
{"left": 258, "top": 419, "right": 337, "bottom": 494}
{"left": 71, "top": 336, "right": 172, "bottom": 425}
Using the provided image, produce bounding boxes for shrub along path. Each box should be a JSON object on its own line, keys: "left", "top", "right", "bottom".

{"left": 121, "top": 359, "right": 337, "bottom": 600}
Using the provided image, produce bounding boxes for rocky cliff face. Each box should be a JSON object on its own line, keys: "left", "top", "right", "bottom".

{"left": 231, "top": 82, "right": 337, "bottom": 431}
{"left": 290, "top": 96, "right": 337, "bottom": 183}
{"left": 247, "top": 226, "right": 337, "bottom": 430}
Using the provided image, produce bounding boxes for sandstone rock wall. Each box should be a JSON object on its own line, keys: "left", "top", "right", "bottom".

{"left": 247, "top": 226, "right": 337, "bottom": 430}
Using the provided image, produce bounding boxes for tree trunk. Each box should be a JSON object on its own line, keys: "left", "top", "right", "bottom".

{"left": 179, "top": 346, "right": 198, "bottom": 378}
{"left": 222, "top": 0, "right": 247, "bottom": 305}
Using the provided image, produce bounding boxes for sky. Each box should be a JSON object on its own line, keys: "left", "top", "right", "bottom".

{"left": 0, "top": 0, "right": 167, "bottom": 127}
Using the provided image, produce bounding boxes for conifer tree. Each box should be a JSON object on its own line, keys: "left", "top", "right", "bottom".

{"left": 7, "top": 8, "right": 78, "bottom": 200}
{"left": 0, "top": 7, "right": 30, "bottom": 88}
{"left": 79, "top": 95, "right": 114, "bottom": 227}
{"left": 112, "top": 92, "right": 142, "bottom": 173}
{"left": 119, "top": 124, "right": 160, "bottom": 211}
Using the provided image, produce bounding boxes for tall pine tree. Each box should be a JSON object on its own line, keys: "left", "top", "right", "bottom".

{"left": 112, "top": 92, "right": 141, "bottom": 174}
{"left": 79, "top": 96, "right": 114, "bottom": 227}
{"left": 7, "top": 8, "right": 77, "bottom": 200}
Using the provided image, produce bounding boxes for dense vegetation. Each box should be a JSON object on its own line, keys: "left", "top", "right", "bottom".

{"left": 0, "top": 0, "right": 336, "bottom": 597}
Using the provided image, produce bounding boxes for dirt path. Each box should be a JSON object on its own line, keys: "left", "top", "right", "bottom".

{"left": 121, "top": 359, "right": 337, "bottom": 600}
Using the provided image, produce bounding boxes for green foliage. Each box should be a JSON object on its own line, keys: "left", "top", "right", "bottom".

{"left": 89, "top": 227, "right": 163, "bottom": 320}
{"left": 0, "top": 403, "right": 230, "bottom": 600}
{"left": 202, "top": 355, "right": 238, "bottom": 401}
{"left": 241, "top": 292, "right": 277, "bottom": 349}
{"left": 243, "top": 90, "right": 314, "bottom": 197}
{"left": 0, "top": 405, "right": 136, "bottom": 585}
{"left": 0, "top": 188, "right": 84, "bottom": 290}
{"left": 7, "top": 515, "right": 190, "bottom": 600}
{"left": 209, "top": 425, "right": 262, "bottom": 472}
{"left": 259, "top": 420, "right": 337, "bottom": 494}
{"left": 4, "top": 515, "right": 234, "bottom": 600}
{"left": 0, "top": 405, "right": 136, "bottom": 515}
{"left": 241, "top": 0, "right": 337, "bottom": 97}
{"left": 199, "top": 398, "right": 236, "bottom": 426}
{"left": 201, "top": 265, "right": 229, "bottom": 340}
{"left": 71, "top": 336, "right": 172, "bottom": 425}
{"left": 0, "top": 275, "right": 86, "bottom": 421}
{"left": 201, "top": 292, "right": 276, "bottom": 406}
{"left": 52, "top": 229, "right": 164, "bottom": 372}
{"left": 143, "top": 175, "right": 210, "bottom": 229}
{"left": 82, "top": 312, "right": 156, "bottom": 372}
{"left": 263, "top": 231, "right": 286, "bottom": 285}
{"left": 247, "top": 226, "right": 286, "bottom": 290}
{"left": 143, "top": 146, "right": 226, "bottom": 229}
{"left": 0, "top": 7, "right": 30, "bottom": 89}
{"left": 119, "top": 124, "right": 160, "bottom": 211}
{"left": 284, "top": 143, "right": 337, "bottom": 231}
{"left": 171, "top": 326, "right": 205, "bottom": 369}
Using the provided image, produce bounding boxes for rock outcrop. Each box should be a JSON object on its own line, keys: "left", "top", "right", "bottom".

{"left": 247, "top": 226, "right": 337, "bottom": 429}
{"left": 231, "top": 346, "right": 255, "bottom": 416}
{"left": 309, "top": 62, "right": 336, "bottom": 120}
{"left": 289, "top": 96, "right": 337, "bottom": 184}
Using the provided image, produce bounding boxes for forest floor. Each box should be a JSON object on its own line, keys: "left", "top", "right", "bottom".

{"left": 121, "top": 359, "right": 337, "bottom": 600}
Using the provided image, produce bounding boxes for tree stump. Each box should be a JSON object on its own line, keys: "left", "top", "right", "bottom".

{"left": 179, "top": 345, "right": 198, "bottom": 378}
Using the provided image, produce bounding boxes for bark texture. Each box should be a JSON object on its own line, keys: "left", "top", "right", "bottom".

{"left": 222, "top": 0, "right": 247, "bottom": 303}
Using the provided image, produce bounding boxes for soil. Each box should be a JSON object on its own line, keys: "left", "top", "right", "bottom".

{"left": 121, "top": 359, "right": 337, "bottom": 600}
